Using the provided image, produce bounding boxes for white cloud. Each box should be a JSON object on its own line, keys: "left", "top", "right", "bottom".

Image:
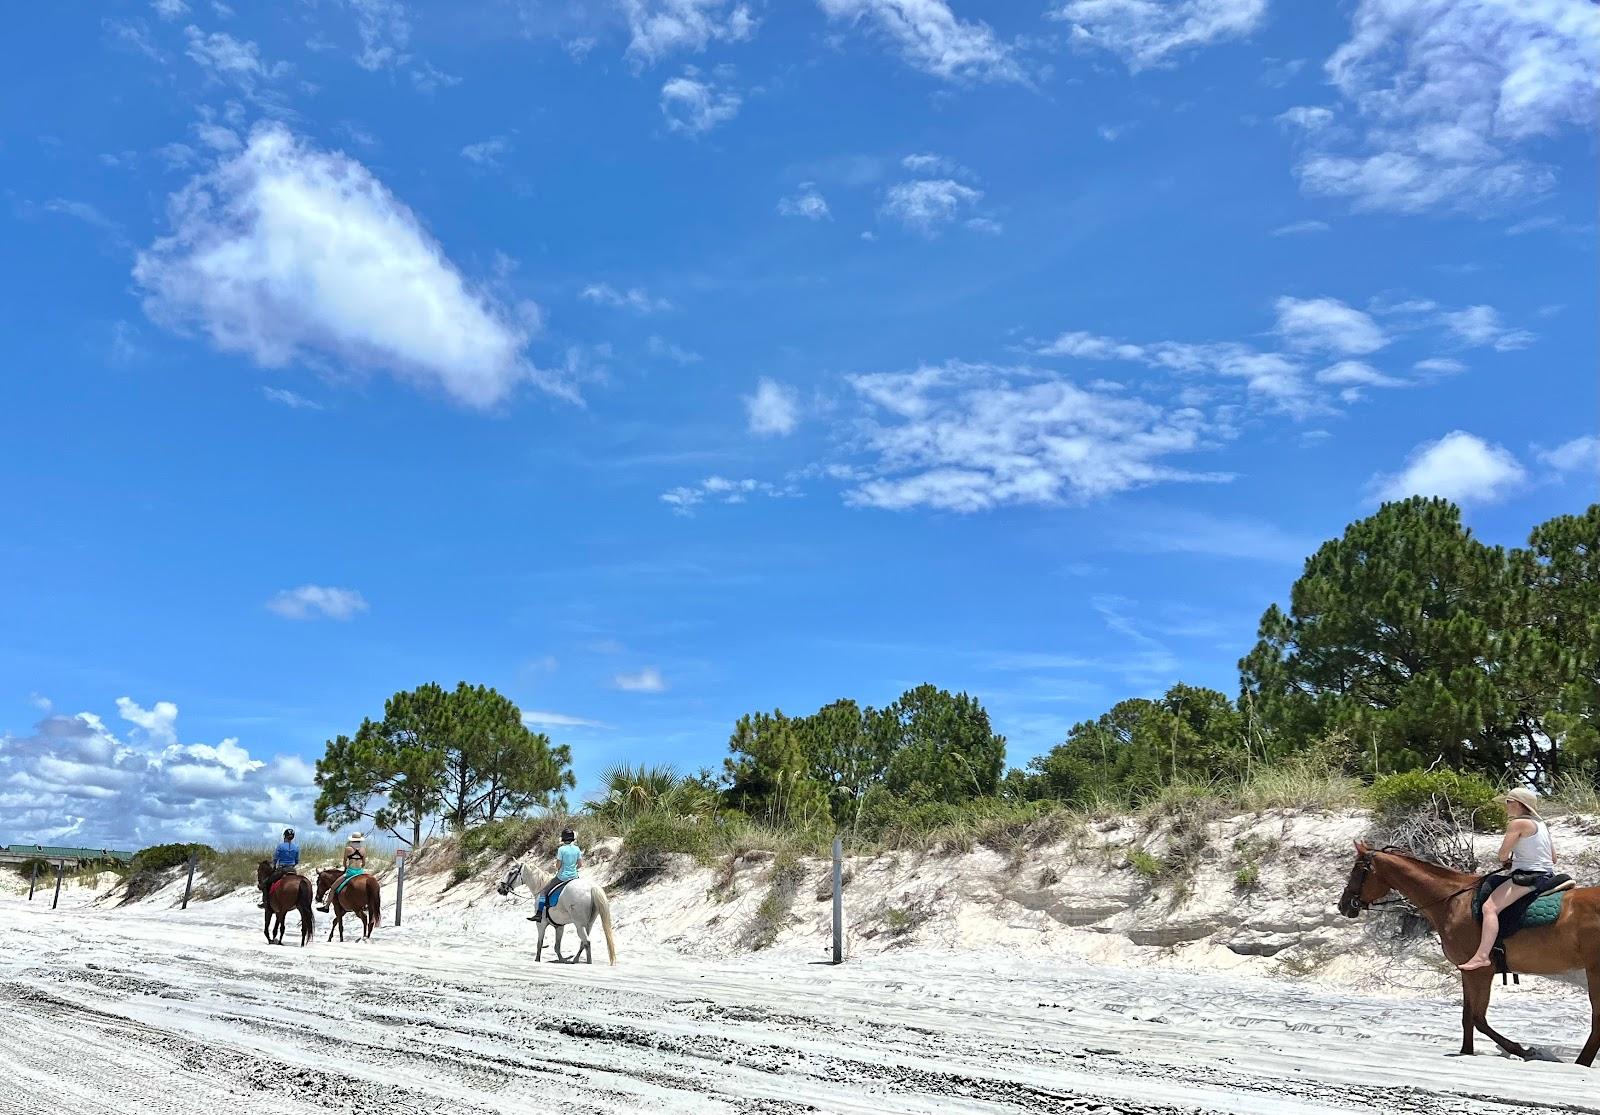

{"left": 1270, "top": 219, "right": 1331, "bottom": 236}
{"left": 818, "top": 0, "right": 1020, "bottom": 82}
{"left": 839, "top": 361, "right": 1230, "bottom": 512}
{"left": 965, "top": 216, "right": 1003, "bottom": 234}
{"left": 1314, "top": 360, "right": 1404, "bottom": 388}
{"left": 880, "top": 178, "right": 982, "bottom": 234}
{"left": 901, "top": 152, "right": 969, "bottom": 176}
{"left": 183, "top": 25, "right": 289, "bottom": 97}
{"left": 261, "top": 386, "right": 323, "bottom": 409}
{"left": 266, "top": 584, "right": 369, "bottom": 620}
{"left": 1440, "top": 305, "right": 1535, "bottom": 351}
{"left": 581, "top": 282, "right": 672, "bottom": 313}
{"left": 115, "top": 697, "right": 180, "bottom": 748}
{"left": 28, "top": 693, "right": 52, "bottom": 712}
{"left": 1413, "top": 357, "right": 1466, "bottom": 376}
{"left": 1051, "top": 0, "right": 1268, "bottom": 70}
{"left": 744, "top": 377, "right": 801, "bottom": 436}
{"left": 1276, "top": 105, "right": 1335, "bottom": 131}
{"left": 521, "top": 710, "right": 610, "bottom": 729}
{"left": 348, "top": 0, "right": 412, "bottom": 71}
{"left": 1292, "top": 0, "right": 1600, "bottom": 212}
{"left": 1275, "top": 296, "right": 1388, "bottom": 355}
{"left": 660, "top": 475, "right": 792, "bottom": 513}
{"left": 660, "top": 73, "right": 742, "bottom": 134}
{"left": 134, "top": 125, "right": 555, "bottom": 409}
{"left": 152, "top": 0, "right": 190, "bottom": 19}
{"left": 461, "top": 137, "right": 512, "bottom": 166}
{"left": 623, "top": 0, "right": 756, "bottom": 65}
{"left": 0, "top": 703, "right": 315, "bottom": 846}
{"left": 1538, "top": 435, "right": 1600, "bottom": 475}
{"left": 778, "top": 183, "right": 831, "bottom": 220}
{"left": 613, "top": 667, "right": 668, "bottom": 692}
{"left": 1370, "top": 430, "right": 1527, "bottom": 504}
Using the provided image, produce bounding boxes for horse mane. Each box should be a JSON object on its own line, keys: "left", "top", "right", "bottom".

{"left": 1374, "top": 846, "right": 1481, "bottom": 880}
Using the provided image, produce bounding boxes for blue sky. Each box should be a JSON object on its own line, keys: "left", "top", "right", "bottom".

{"left": 2, "top": 0, "right": 1595, "bottom": 847}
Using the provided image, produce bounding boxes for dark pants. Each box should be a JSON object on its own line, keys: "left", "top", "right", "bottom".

{"left": 260, "top": 867, "right": 294, "bottom": 903}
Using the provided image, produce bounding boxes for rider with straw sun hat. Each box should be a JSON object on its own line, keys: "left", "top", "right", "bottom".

{"left": 318, "top": 831, "right": 367, "bottom": 912}
{"left": 1459, "top": 787, "right": 1556, "bottom": 971}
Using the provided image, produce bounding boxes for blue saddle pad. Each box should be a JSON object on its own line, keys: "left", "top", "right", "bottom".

{"left": 547, "top": 879, "right": 572, "bottom": 907}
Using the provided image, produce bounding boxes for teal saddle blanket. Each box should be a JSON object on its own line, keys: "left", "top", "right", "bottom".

{"left": 1472, "top": 873, "right": 1569, "bottom": 939}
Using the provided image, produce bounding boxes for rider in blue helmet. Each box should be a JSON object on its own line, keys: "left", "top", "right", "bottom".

{"left": 259, "top": 827, "right": 299, "bottom": 908}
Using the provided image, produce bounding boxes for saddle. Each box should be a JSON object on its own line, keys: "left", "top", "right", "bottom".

{"left": 1472, "top": 872, "right": 1576, "bottom": 981}
{"left": 541, "top": 879, "right": 572, "bottom": 915}
{"left": 333, "top": 868, "right": 365, "bottom": 898}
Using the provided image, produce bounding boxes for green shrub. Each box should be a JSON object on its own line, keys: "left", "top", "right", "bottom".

{"left": 1128, "top": 849, "right": 1163, "bottom": 879}
{"left": 129, "top": 843, "right": 216, "bottom": 873}
{"left": 1367, "top": 770, "right": 1505, "bottom": 832}
{"left": 1234, "top": 863, "right": 1260, "bottom": 892}
{"left": 617, "top": 813, "right": 713, "bottom": 883}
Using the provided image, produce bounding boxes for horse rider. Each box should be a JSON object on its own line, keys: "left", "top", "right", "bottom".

{"left": 1459, "top": 787, "right": 1557, "bottom": 971}
{"left": 319, "top": 831, "right": 367, "bottom": 912}
{"left": 259, "top": 827, "right": 300, "bottom": 908}
{"left": 532, "top": 828, "right": 583, "bottom": 922}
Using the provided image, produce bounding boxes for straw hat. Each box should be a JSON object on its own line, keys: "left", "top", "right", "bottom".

{"left": 348, "top": 832, "right": 365, "bottom": 843}
{"left": 1504, "top": 788, "right": 1541, "bottom": 819}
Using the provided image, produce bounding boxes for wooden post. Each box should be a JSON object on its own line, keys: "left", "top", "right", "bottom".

{"left": 394, "top": 849, "right": 406, "bottom": 927}
{"left": 27, "top": 860, "right": 39, "bottom": 901}
{"left": 51, "top": 860, "right": 64, "bottom": 910}
{"left": 832, "top": 836, "right": 844, "bottom": 965}
{"left": 180, "top": 852, "right": 199, "bottom": 910}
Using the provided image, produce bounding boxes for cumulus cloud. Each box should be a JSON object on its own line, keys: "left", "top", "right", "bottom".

{"left": 777, "top": 183, "right": 831, "bottom": 220}
{"left": 266, "top": 584, "right": 369, "bottom": 620}
{"left": 838, "top": 361, "right": 1230, "bottom": 513}
{"left": 0, "top": 702, "right": 316, "bottom": 846}
{"left": 880, "top": 179, "right": 982, "bottom": 234}
{"left": 1291, "top": 0, "right": 1600, "bottom": 213}
{"left": 1370, "top": 430, "right": 1527, "bottom": 504}
{"left": 581, "top": 283, "right": 672, "bottom": 313}
{"left": 1538, "top": 435, "right": 1600, "bottom": 476}
{"left": 1275, "top": 296, "right": 1388, "bottom": 355}
{"left": 660, "top": 73, "right": 742, "bottom": 134}
{"left": 623, "top": 0, "right": 756, "bottom": 64}
{"left": 1051, "top": 0, "right": 1268, "bottom": 70}
{"left": 133, "top": 125, "right": 556, "bottom": 409}
{"left": 1440, "top": 305, "right": 1535, "bottom": 351}
{"left": 744, "top": 377, "right": 801, "bottom": 436}
{"left": 818, "top": 0, "right": 1020, "bottom": 82}
{"left": 613, "top": 667, "right": 668, "bottom": 692}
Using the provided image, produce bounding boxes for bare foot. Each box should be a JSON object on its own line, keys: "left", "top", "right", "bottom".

{"left": 1457, "top": 956, "right": 1493, "bottom": 971}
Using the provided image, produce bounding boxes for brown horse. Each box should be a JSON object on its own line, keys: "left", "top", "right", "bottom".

{"left": 256, "top": 861, "right": 314, "bottom": 946}
{"left": 1340, "top": 840, "right": 1600, "bottom": 1064}
{"left": 315, "top": 868, "right": 381, "bottom": 942}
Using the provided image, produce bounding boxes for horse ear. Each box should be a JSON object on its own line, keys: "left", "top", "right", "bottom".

{"left": 1353, "top": 840, "right": 1369, "bottom": 854}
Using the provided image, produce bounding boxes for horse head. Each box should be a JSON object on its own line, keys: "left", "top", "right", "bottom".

{"left": 496, "top": 863, "right": 523, "bottom": 896}
{"left": 256, "top": 860, "right": 273, "bottom": 884}
{"left": 1338, "top": 840, "right": 1393, "bottom": 918}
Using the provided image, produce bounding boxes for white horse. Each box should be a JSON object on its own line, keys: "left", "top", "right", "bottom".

{"left": 497, "top": 863, "right": 617, "bottom": 965}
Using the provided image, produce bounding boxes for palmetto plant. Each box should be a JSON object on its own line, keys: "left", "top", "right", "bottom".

{"left": 585, "top": 764, "right": 718, "bottom": 823}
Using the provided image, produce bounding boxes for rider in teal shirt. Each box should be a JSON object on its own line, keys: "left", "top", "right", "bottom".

{"left": 534, "top": 828, "right": 582, "bottom": 919}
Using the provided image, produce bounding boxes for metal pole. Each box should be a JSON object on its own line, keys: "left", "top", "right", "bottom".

{"left": 832, "top": 836, "right": 843, "bottom": 965}
{"left": 394, "top": 849, "right": 406, "bottom": 927}
{"left": 51, "top": 860, "right": 64, "bottom": 910}
{"left": 28, "top": 861, "right": 39, "bottom": 901}
{"left": 181, "top": 852, "right": 198, "bottom": 910}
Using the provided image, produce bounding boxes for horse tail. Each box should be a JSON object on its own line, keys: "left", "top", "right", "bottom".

{"left": 592, "top": 884, "right": 617, "bottom": 965}
{"left": 368, "top": 876, "right": 382, "bottom": 928}
{"left": 298, "top": 877, "right": 315, "bottom": 946}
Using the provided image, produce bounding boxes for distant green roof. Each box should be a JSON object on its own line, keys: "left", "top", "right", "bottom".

{"left": 1, "top": 844, "right": 134, "bottom": 862}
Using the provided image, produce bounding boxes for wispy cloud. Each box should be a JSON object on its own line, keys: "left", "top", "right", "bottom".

{"left": 266, "top": 584, "right": 369, "bottom": 620}
{"left": 1052, "top": 0, "right": 1268, "bottom": 71}
{"left": 819, "top": 0, "right": 1021, "bottom": 83}
{"left": 623, "top": 0, "right": 756, "bottom": 65}
{"left": 261, "top": 386, "right": 323, "bottom": 410}
{"left": 743, "top": 377, "right": 800, "bottom": 436}
{"left": 613, "top": 666, "right": 668, "bottom": 693}
{"left": 660, "top": 72, "right": 741, "bottom": 134}
{"left": 581, "top": 283, "right": 672, "bottom": 313}
{"left": 521, "top": 710, "right": 611, "bottom": 729}
{"left": 777, "top": 183, "right": 831, "bottom": 220}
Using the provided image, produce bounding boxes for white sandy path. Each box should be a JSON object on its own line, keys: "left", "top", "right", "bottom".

{"left": 3, "top": 894, "right": 1600, "bottom": 1115}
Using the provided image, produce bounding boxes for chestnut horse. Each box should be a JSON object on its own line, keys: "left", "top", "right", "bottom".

{"left": 1339, "top": 841, "right": 1600, "bottom": 1065}
{"left": 314, "top": 868, "right": 381, "bottom": 942}
{"left": 255, "top": 861, "right": 314, "bottom": 946}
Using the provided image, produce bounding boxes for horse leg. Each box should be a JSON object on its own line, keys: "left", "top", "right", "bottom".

{"left": 263, "top": 904, "right": 274, "bottom": 944}
{"left": 1578, "top": 966, "right": 1600, "bottom": 1067}
{"left": 1465, "top": 968, "right": 1532, "bottom": 1059}
{"left": 536, "top": 917, "right": 546, "bottom": 962}
{"left": 573, "top": 922, "right": 591, "bottom": 964}
{"left": 1459, "top": 978, "right": 1474, "bottom": 1056}
{"left": 553, "top": 923, "right": 567, "bottom": 962}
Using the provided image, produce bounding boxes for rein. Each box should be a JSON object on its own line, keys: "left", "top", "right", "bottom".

{"left": 1349, "top": 848, "right": 1477, "bottom": 915}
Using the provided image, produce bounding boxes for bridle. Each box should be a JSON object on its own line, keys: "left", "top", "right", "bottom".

{"left": 1342, "top": 846, "right": 1477, "bottom": 917}
{"left": 496, "top": 863, "right": 523, "bottom": 897}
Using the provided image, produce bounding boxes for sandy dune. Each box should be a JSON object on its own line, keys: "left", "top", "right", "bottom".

{"left": 4, "top": 889, "right": 1599, "bottom": 1115}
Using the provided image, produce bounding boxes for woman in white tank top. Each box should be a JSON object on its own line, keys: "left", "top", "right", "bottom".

{"left": 1459, "top": 787, "right": 1556, "bottom": 971}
